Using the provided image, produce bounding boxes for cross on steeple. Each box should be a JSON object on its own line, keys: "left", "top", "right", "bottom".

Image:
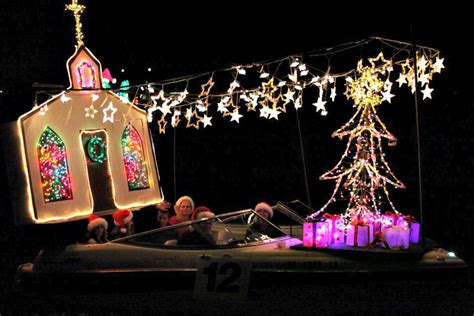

{"left": 65, "top": 0, "right": 86, "bottom": 47}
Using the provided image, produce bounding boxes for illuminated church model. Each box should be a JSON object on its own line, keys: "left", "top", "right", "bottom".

{"left": 8, "top": 43, "right": 163, "bottom": 224}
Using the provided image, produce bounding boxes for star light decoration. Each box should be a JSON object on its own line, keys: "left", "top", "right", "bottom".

{"left": 137, "top": 49, "right": 443, "bottom": 134}
{"left": 102, "top": 101, "right": 117, "bottom": 123}
{"left": 85, "top": 104, "right": 98, "bottom": 118}
{"left": 309, "top": 52, "right": 408, "bottom": 226}
{"left": 144, "top": 58, "right": 324, "bottom": 134}
{"left": 396, "top": 52, "right": 444, "bottom": 99}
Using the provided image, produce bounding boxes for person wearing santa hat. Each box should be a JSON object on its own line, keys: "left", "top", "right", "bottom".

{"left": 110, "top": 209, "right": 134, "bottom": 240}
{"left": 86, "top": 214, "right": 109, "bottom": 244}
{"left": 178, "top": 206, "right": 216, "bottom": 246}
{"left": 245, "top": 202, "right": 277, "bottom": 241}
{"left": 254, "top": 202, "right": 273, "bottom": 220}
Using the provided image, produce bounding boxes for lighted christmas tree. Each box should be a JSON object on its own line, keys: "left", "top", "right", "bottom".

{"left": 317, "top": 52, "right": 405, "bottom": 224}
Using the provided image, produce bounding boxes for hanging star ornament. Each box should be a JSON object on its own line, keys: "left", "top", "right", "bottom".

{"left": 151, "top": 90, "right": 166, "bottom": 107}
{"left": 199, "top": 77, "right": 215, "bottom": 98}
{"left": 217, "top": 96, "right": 231, "bottom": 115}
{"left": 293, "top": 95, "right": 303, "bottom": 110}
{"left": 381, "top": 90, "right": 395, "bottom": 104}
{"left": 259, "top": 106, "right": 271, "bottom": 119}
{"left": 195, "top": 99, "right": 208, "bottom": 112}
{"left": 368, "top": 52, "right": 392, "bottom": 73}
{"left": 202, "top": 114, "right": 213, "bottom": 128}
{"left": 421, "top": 85, "right": 434, "bottom": 100}
{"left": 185, "top": 109, "right": 202, "bottom": 129}
{"left": 171, "top": 110, "right": 181, "bottom": 128}
{"left": 260, "top": 77, "right": 278, "bottom": 96}
{"left": 229, "top": 110, "right": 243, "bottom": 123}
{"left": 313, "top": 97, "right": 327, "bottom": 114}
{"left": 157, "top": 114, "right": 168, "bottom": 134}
{"left": 102, "top": 101, "right": 118, "bottom": 123}
{"left": 268, "top": 108, "right": 281, "bottom": 120}
{"left": 283, "top": 88, "right": 295, "bottom": 104}
{"left": 432, "top": 56, "right": 445, "bottom": 73}
{"left": 330, "top": 87, "right": 337, "bottom": 102}
{"left": 396, "top": 73, "right": 407, "bottom": 87}
{"left": 185, "top": 107, "right": 194, "bottom": 121}
{"left": 157, "top": 100, "right": 172, "bottom": 116}
{"left": 245, "top": 92, "right": 259, "bottom": 112}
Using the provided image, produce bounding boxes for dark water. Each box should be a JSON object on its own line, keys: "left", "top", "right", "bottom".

{"left": 2, "top": 268, "right": 472, "bottom": 315}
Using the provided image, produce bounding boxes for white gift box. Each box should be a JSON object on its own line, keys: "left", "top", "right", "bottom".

{"left": 346, "top": 224, "right": 372, "bottom": 247}
{"left": 324, "top": 217, "right": 345, "bottom": 244}
{"left": 382, "top": 226, "right": 410, "bottom": 250}
{"left": 397, "top": 219, "right": 420, "bottom": 244}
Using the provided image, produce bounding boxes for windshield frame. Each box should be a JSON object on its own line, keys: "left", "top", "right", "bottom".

{"left": 111, "top": 208, "right": 290, "bottom": 248}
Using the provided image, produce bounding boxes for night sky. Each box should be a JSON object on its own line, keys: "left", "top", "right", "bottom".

{"left": 1, "top": 0, "right": 473, "bottom": 269}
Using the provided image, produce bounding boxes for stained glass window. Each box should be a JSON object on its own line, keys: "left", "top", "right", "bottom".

{"left": 37, "top": 127, "right": 73, "bottom": 202}
{"left": 121, "top": 125, "right": 150, "bottom": 190}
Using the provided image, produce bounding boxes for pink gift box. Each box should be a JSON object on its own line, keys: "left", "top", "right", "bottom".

{"left": 303, "top": 221, "right": 331, "bottom": 248}
{"left": 303, "top": 222, "right": 315, "bottom": 247}
{"left": 322, "top": 214, "right": 345, "bottom": 244}
{"left": 315, "top": 221, "right": 330, "bottom": 248}
{"left": 331, "top": 218, "right": 345, "bottom": 244}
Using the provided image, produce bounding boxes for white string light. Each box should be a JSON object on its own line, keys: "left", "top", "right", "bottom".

{"left": 87, "top": 37, "right": 444, "bottom": 134}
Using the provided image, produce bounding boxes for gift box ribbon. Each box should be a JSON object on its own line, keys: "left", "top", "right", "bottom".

{"left": 350, "top": 221, "right": 370, "bottom": 247}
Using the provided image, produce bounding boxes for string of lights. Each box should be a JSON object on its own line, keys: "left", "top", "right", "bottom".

{"left": 93, "top": 38, "right": 442, "bottom": 134}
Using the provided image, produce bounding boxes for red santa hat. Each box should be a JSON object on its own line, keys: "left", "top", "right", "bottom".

{"left": 102, "top": 68, "right": 117, "bottom": 84}
{"left": 255, "top": 202, "right": 273, "bottom": 219}
{"left": 192, "top": 206, "right": 215, "bottom": 220}
{"left": 87, "top": 214, "right": 108, "bottom": 232}
{"left": 174, "top": 195, "right": 195, "bottom": 213}
{"left": 113, "top": 209, "right": 133, "bottom": 233}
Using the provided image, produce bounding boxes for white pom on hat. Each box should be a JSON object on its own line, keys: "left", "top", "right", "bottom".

{"left": 87, "top": 214, "right": 108, "bottom": 232}
{"left": 255, "top": 202, "right": 273, "bottom": 219}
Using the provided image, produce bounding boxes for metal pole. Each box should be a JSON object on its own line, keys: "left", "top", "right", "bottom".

{"left": 411, "top": 24, "right": 425, "bottom": 248}
{"left": 173, "top": 126, "right": 177, "bottom": 202}
{"left": 295, "top": 108, "right": 312, "bottom": 209}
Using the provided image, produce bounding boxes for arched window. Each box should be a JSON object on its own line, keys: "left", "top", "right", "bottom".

{"left": 76, "top": 61, "right": 97, "bottom": 89}
{"left": 37, "top": 127, "right": 73, "bottom": 202}
{"left": 121, "top": 125, "right": 150, "bottom": 190}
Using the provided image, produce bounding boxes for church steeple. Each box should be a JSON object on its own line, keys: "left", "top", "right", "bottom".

{"left": 65, "top": 0, "right": 103, "bottom": 90}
